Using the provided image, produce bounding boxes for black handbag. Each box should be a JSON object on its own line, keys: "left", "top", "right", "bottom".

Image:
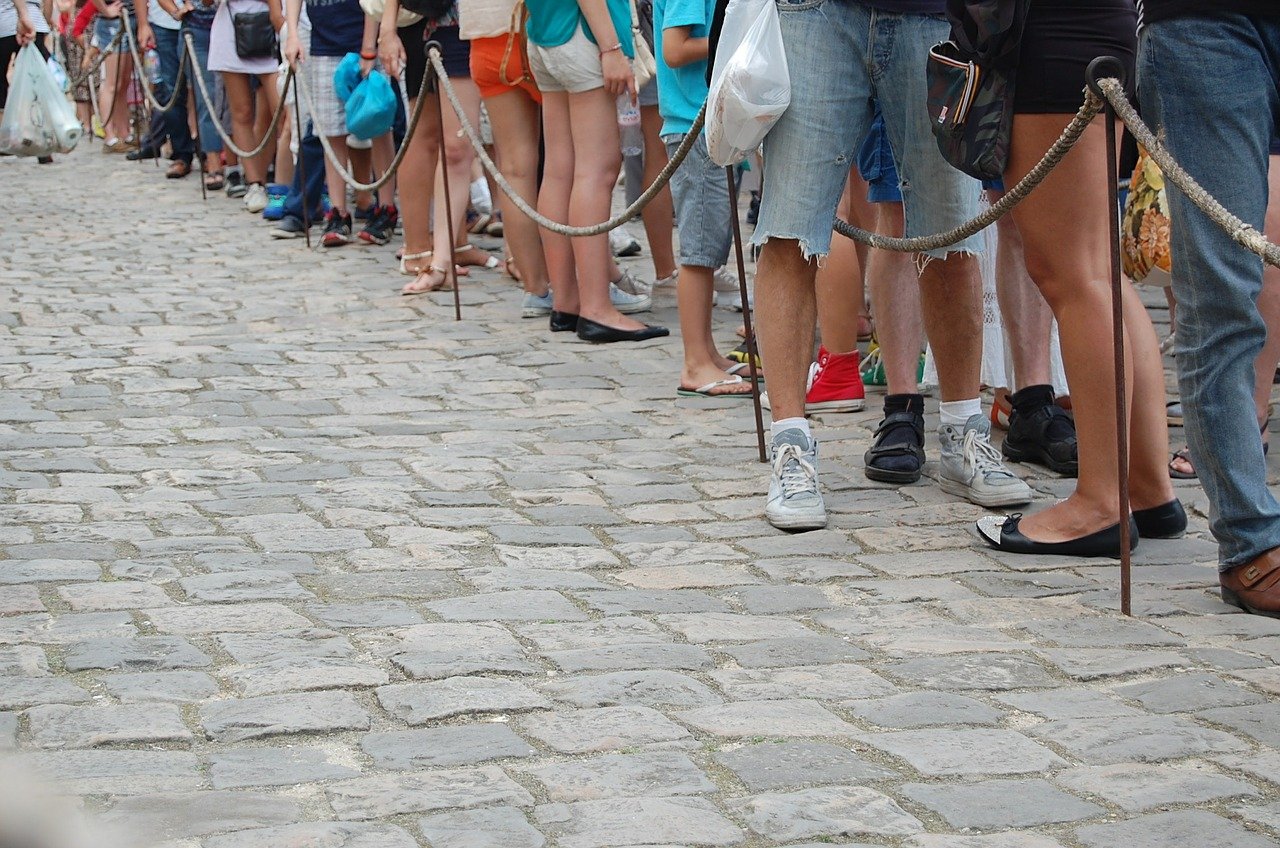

{"left": 401, "top": 0, "right": 453, "bottom": 23}
{"left": 232, "top": 3, "right": 278, "bottom": 60}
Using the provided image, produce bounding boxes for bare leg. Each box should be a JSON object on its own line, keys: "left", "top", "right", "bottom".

{"left": 679, "top": 266, "right": 752, "bottom": 394}
{"left": 867, "top": 203, "right": 925, "bottom": 394}
{"left": 323, "top": 133, "right": 351, "bottom": 215}
{"left": 1254, "top": 156, "right": 1280, "bottom": 436}
{"left": 222, "top": 72, "right": 272, "bottom": 185}
{"left": 816, "top": 173, "right": 868, "bottom": 355}
{"left": 398, "top": 94, "right": 441, "bottom": 276}
{"left": 919, "top": 251, "right": 983, "bottom": 404}
{"left": 757, "top": 239, "right": 818, "bottom": 421}
{"left": 539, "top": 91, "right": 578, "bottom": 315}
{"left": 566, "top": 85, "right": 645, "bottom": 330}
{"left": 413, "top": 75, "right": 482, "bottom": 291}
{"left": 990, "top": 191, "right": 1054, "bottom": 390}
{"left": 349, "top": 144, "right": 373, "bottom": 210}
{"left": 639, "top": 104, "right": 676, "bottom": 281}
{"left": 275, "top": 108, "right": 294, "bottom": 184}
{"left": 485, "top": 88, "right": 550, "bottom": 297}
{"left": 1008, "top": 115, "right": 1171, "bottom": 541}
{"left": 370, "top": 131, "right": 396, "bottom": 207}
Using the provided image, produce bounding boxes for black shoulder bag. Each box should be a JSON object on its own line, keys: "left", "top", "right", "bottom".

{"left": 231, "top": 0, "right": 278, "bottom": 60}
{"left": 926, "top": 0, "right": 1030, "bottom": 181}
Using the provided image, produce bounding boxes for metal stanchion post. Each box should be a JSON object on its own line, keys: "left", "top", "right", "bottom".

{"left": 427, "top": 44, "right": 463, "bottom": 322}
{"left": 727, "top": 166, "right": 768, "bottom": 463}
{"left": 1088, "top": 56, "right": 1132, "bottom": 616}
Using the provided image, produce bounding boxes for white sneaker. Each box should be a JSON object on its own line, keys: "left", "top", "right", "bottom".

{"left": 521, "top": 290, "right": 553, "bottom": 318}
{"left": 244, "top": 183, "right": 268, "bottom": 213}
{"left": 938, "top": 414, "right": 1033, "bottom": 508}
{"left": 610, "top": 283, "right": 651, "bottom": 314}
{"left": 654, "top": 270, "right": 679, "bottom": 288}
{"left": 613, "top": 268, "right": 651, "bottom": 296}
{"left": 765, "top": 429, "right": 827, "bottom": 530}
{"left": 609, "top": 227, "right": 642, "bottom": 257}
{"left": 713, "top": 266, "right": 740, "bottom": 292}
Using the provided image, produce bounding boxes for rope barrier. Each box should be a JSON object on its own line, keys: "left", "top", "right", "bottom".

{"left": 428, "top": 50, "right": 702, "bottom": 238}
{"left": 119, "top": 8, "right": 188, "bottom": 114}
{"left": 289, "top": 49, "right": 434, "bottom": 193}
{"left": 63, "top": 25, "right": 123, "bottom": 91}
{"left": 181, "top": 31, "right": 292, "bottom": 160}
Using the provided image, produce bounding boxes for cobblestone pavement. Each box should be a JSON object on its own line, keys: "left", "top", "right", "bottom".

{"left": 2, "top": 147, "right": 1280, "bottom": 848}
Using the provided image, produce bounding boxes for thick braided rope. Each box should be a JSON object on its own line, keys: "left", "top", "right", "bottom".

{"left": 832, "top": 89, "right": 1104, "bottom": 252}
{"left": 119, "top": 8, "right": 188, "bottom": 114}
{"left": 429, "top": 49, "right": 703, "bottom": 237}
{"left": 182, "top": 31, "right": 292, "bottom": 159}
{"left": 290, "top": 53, "right": 434, "bottom": 193}
{"left": 1097, "top": 78, "right": 1280, "bottom": 269}
{"left": 63, "top": 25, "right": 123, "bottom": 90}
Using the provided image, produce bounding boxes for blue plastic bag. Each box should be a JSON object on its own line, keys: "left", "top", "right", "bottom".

{"left": 345, "top": 69, "right": 396, "bottom": 140}
{"left": 333, "top": 52, "right": 362, "bottom": 102}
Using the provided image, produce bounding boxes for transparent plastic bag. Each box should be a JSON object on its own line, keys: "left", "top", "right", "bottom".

{"left": 704, "top": 0, "right": 789, "bottom": 167}
{"left": 0, "top": 44, "right": 81, "bottom": 156}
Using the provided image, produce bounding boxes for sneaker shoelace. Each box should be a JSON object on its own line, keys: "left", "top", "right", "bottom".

{"left": 963, "top": 428, "right": 1013, "bottom": 480}
{"left": 773, "top": 444, "right": 818, "bottom": 498}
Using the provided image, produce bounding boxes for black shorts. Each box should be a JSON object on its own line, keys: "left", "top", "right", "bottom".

{"left": 402, "top": 21, "right": 469, "bottom": 98}
{"left": 1013, "top": 0, "right": 1137, "bottom": 114}
{"left": 400, "top": 17, "right": 428, "bottom": 98}
{"left": 0, "top": 35, "right": 51, "bottom": 106}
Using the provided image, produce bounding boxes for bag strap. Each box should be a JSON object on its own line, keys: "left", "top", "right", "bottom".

{"left": 498, "top": 0, "right": 530, "bottom": 86}
{"left": 627, "top": 0, "right": 642, "bottom": 52}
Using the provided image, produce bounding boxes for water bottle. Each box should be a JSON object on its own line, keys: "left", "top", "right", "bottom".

{"left": 144, "top": 48, "right": 162, "bottom": 85}
{"left": 617, "top": 95, "right": 642, "bottom": 158}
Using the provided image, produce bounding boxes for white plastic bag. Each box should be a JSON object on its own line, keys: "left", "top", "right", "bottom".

{"left": 704, "top": 0, "right": 789, "bottom": 167}
{"left": 0, "top": 44, "right": 82, "bottom": 156}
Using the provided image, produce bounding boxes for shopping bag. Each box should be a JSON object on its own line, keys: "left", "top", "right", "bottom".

{"left": 345, "top": 68, "right": 396, "bottom": 140}
{"left": 47, "top": 55, "right": 69, "bottom": 93}
{"left": 0, "top": 44, "right": 82, "bottom": 156}
{"left": 333, "top": 52, "right": 363, "bottom": 102}
{"left": 704, "top": 0, "right": 789, "bottom": 167}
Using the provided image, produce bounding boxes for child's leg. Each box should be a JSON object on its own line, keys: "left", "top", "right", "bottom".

{"left": 539, "top": 90, "right": 578, "bottom": 313}
{"left": 678, "top": 265, "right": 748, "bottom": 393}
{"left": 349, "top": 143, "right": 373, "bottom": 210}
{"left": 325, "top": 134, "right": 351, "bottom": 213}
{"left": 371, "top": 131, "right": 396, "bottom": 208}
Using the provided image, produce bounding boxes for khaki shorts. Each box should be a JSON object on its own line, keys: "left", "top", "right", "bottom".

{"left": 528, "top": 24, "right": 604, "bottom": 94}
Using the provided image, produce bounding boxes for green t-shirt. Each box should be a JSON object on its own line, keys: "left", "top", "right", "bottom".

{"left": 525, "top": 0, "right": 635, "bottom": 58}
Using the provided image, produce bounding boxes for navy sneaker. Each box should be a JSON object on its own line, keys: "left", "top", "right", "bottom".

{"left": 321, "top": 209, "right": 353, "bottom": 247}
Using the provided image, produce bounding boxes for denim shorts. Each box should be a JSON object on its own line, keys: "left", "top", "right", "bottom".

{"left": 93, "top": 16, "right": 133, "bottom": 54}
{"left": 857, "top": 108, "right": 900, "bottom": 203}
{"left": 664, "top": 132, "right": 732, "bottom": 269}
{"left": 752, "top": 1, "right": 983, "bottom": 260}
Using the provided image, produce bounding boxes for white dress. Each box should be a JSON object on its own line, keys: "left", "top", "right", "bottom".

{"left": 207, "top": 0, "right": 280, "bottom": 75}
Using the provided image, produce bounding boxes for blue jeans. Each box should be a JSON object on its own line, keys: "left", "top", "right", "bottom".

{"left": 1139, "top": 14, "right": 1280, "bottom": 570}
{"left": 752, "top": 2, "right": 983, "bottom": 260}
{"left": 154, "top": 26, "right": 194, "bottom": 162}
{"left": 183, "top": 23, "right": 222, "bottom": 154}
{"left": 282, "top": 121, "right": 326, "bottom": 224}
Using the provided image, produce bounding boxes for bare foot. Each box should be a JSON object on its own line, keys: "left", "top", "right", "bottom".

{"left": 681, "top": 364, "right": 753, "bottom": 396}
{"left": 1014, "top": 494, "right": 1119, "bottom": 544}
{"left": 402, "top": 266, "right": 453, "bottom": 295}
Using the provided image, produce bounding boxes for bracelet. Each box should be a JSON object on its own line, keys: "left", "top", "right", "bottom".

{"left": 599, "top": 42, "right": 622, "bottom": 55}
{"left": 360, "top": 50, "right": 376, "bottom": 59}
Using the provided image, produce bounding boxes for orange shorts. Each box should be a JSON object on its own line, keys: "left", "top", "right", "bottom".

{"left": 470, "top": 34, "right": 542, "bottom": 103}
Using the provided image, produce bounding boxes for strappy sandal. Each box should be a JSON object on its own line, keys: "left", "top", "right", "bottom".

{"left": 401, "top": 265, "right": 455, "bottom": 295}
{"left": 455, "top": 244, "right": 501, "bottom": 269}
{"left": 504, "top": 255, "right": 522, "bottom": 282}
{"left": 400, "top": 249, "right": 433, "bottom": 276}
{"left": 205, "top": 170, "right": 225, "bottom": 191}
{"left": 864, "top": 410, "right": 926, "bottom": 484}
{"left": 1169, "top": 446, "right": 1196, "bottom": 479}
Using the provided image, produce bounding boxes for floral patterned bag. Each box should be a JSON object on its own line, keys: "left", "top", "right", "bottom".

{"left": 1121, "top": 145, "right": 1172, "bottom": 287}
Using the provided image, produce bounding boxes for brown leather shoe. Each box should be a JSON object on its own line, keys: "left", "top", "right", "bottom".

{"left": 1221, "top": 546, "right": 1280, "bottom": 617}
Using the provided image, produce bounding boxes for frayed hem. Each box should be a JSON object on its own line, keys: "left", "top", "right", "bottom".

{"left": 751, "top": 233, "right": 830, "bottom": 267}
{"left": 916, "top": 248, "right": 980, "bottom": 275}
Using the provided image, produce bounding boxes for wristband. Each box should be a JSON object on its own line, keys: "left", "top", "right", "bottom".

{"left": 360, "top": 50, "right": 376, "bottom": 59}
{"left": 599, "top": 42, "right": 621, "bottom": 55}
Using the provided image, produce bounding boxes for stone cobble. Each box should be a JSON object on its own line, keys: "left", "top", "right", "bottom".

{"left": 1, "top": 148, "right": 1280, "bottom": 847}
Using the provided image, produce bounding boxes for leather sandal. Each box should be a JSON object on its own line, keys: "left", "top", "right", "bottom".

{"left": 166, "top": 160, "right": 191, "bottom": 179}
{"left": 864, "top": 410, "right": 926, "bottom": 484}
{"left": 1221, "top": 546, "right": 1280, "bottom": 617}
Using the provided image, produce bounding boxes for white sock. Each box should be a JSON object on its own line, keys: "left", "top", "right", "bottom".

{"left": 939, "top": 399, "right": 982, "bottom": 426}
{"left": 771, "top": 417, "right": 811, "bottom": 442}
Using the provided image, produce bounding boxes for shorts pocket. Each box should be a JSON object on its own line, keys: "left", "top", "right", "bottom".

{"left": 776, "top": 0, "right": 825, "bottom": 12}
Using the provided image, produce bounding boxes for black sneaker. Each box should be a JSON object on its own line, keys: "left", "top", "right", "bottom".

{"left": 1002, "top": 385, "right": 1079, "bottom": 476}
{"left": 270, "top": 214, "right": 308, "bottom": 240}
{"left": 321, "top": 209, "right": 353, "bottom": 247}
{"left": 746, "top": 190, "right": 761, "bottom": 225}
{"left": 358, "top": 204, "right": 398, "bottom": 245}
{"left": 353, "top": 203, "right": 376, "bottom": 221}
{"left": 225, "top": 170, "right": 247, "bottom": 198}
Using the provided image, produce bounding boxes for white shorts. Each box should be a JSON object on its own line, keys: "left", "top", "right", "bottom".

{"left": 528, "top": 24, "right": 606, "bottom": 94}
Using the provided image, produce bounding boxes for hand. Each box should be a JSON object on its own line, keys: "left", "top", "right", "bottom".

{"left": 378, "top": 29, "right": 403, "bottom": 80}
{"left": 359, "top": 56, "right": 374, "bottom": 77}
{"left": 137, "top": 22, "right": 155, "bottom": 49}
{"left": 283, "top": 31, "right": 303, "bottom": 65}
{"left": 600, "top": 49, "right": 634, "bottom": 101}
{"left": 102, "top": 1, "right": 122, "bottom": 18}
{"left": 15, "top": 18, "right": 36, "bottom": 44}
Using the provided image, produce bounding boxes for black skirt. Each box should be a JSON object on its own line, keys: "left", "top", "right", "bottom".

{"left": 1014, "top": 0, "right": 1137, "bottom": 114}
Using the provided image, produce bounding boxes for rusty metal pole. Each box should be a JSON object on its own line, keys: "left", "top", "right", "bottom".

{"left": 727, "top": 166, "right": 767, "bottom": 463}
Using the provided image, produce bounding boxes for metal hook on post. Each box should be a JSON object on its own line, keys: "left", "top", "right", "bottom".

{"left": 726, "top": 166, "right": 767, "bottom": 463}
{"left": 426, "top": 43, "right": 463, "bottom": 322}
{"left": 1087, "top": 55, "right": 1133, "bottom": 616}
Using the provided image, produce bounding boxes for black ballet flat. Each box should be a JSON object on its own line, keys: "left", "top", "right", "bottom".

{"left": 1133, "top": 498, "right": 1187, "bottom": 539}
{"left": 550, "top": 311, "right": 579, "bottom": 332}
{"left": 575, "top": 317, "right": 670, "bottom": 343}
{"left": 976, "top": 513, "right": 1139, "bottom": 557}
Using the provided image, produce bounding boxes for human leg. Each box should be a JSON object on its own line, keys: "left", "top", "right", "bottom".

{"left": 154, "top": 26, "right": 193, "bottom": 164}
{"left": 397, "top": 94, "right": 441, "bottom": 274}
{"left": 485, "top": 88, "right": 551, "bottom": 298}
{"left": 538, "top": 90, "right": 579, "bottom": 318}
{"left": 639, "top": 104, "right": 677, "bottom": 282}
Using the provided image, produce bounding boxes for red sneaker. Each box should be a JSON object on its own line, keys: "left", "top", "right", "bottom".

{"left": 806, "top": 345, "right": 866, "bottom": 413}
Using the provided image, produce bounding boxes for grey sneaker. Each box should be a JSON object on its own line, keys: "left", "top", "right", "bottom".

{"left": 765, "top": 429, "right": 828, "bottom": 531}
{"left": 938, "top": 414, "right": 1033, "bottom": 508}
{"left": 610, "top": 283, "right": 652, "bottom": 314}
{"left": 609, "top": 227, "right": 642, "bottom": 257}
{"left": 521, "top": 290, "right": 554, "bottom": 318}
{"left": 612, "top": 268, "right": 651, "bottom": 296}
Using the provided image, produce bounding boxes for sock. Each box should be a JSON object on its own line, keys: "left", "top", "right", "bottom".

{"left": 940, "top": 398, "right": 983, "bottom": 426}
{"left": 884, "top": 393, "right": 925, "bottom": 415}
{"left": 1011, "top": 384, "right": 1055, "bottom": 416}
{"left": 771, "top": 417, "right": 811, "bottom": 442}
